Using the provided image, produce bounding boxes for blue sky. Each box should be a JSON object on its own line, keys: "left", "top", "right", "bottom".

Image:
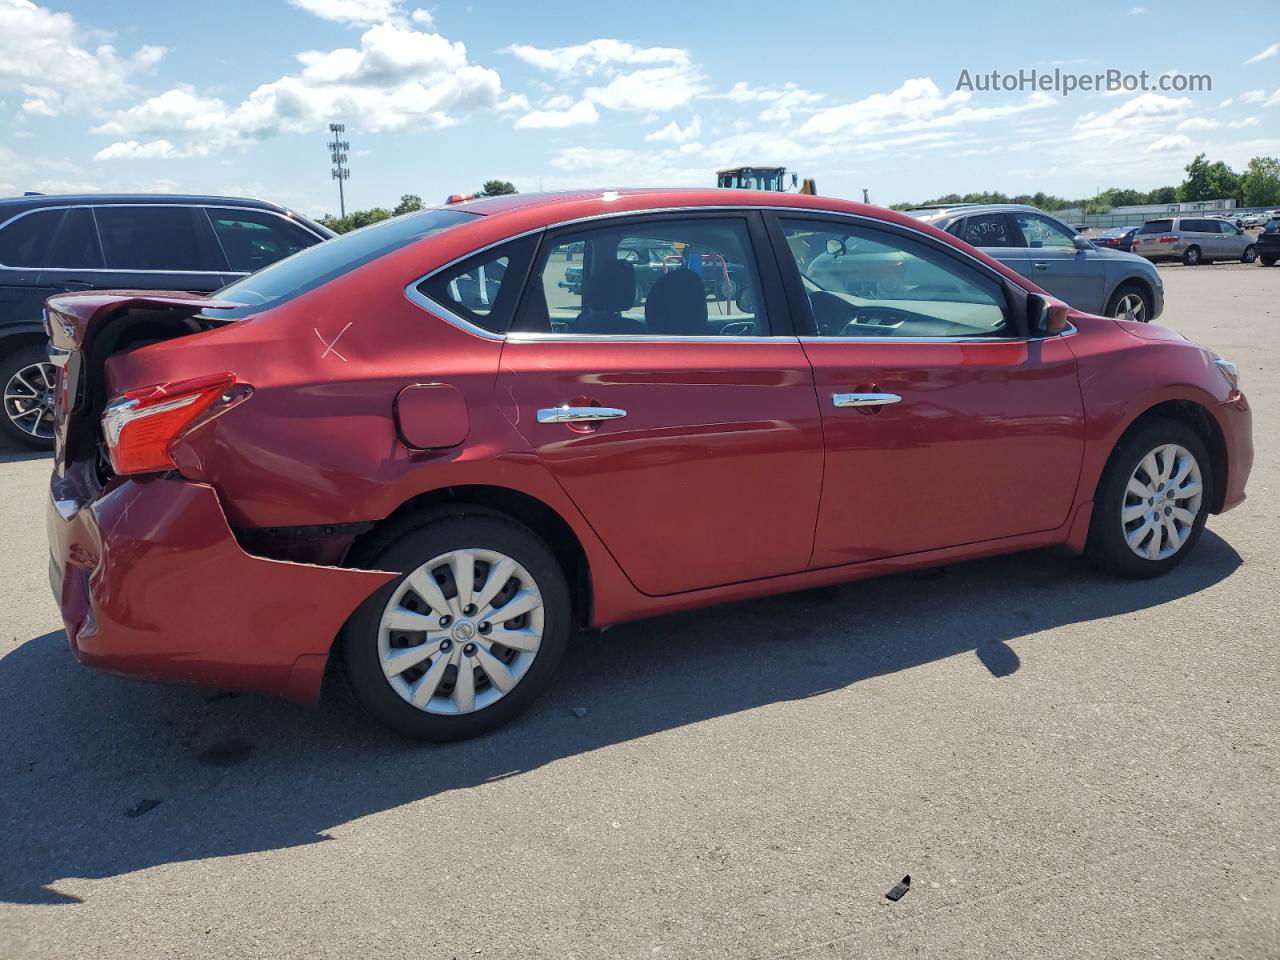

{"left": 1, "top": 0, "right": 1277, "bottom": 216}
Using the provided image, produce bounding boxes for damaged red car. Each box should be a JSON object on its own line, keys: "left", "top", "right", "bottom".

{"left": 46, "top": 189, "right": 1252, "bottom": 740}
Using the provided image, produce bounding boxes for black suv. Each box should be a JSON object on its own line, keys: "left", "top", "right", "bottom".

{"left": 0, "top": 194, "right": 331, "bottom": 448}
{"left": 1258, "top": 216, "right": 1280, "bottom": 267}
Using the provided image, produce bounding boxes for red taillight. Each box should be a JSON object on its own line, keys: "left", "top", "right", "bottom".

{"left": 101, "top": 372, "right": 246, "bottom": 475}
{"left": 1158, "top": 234, "right": 1180, "bottom": 244}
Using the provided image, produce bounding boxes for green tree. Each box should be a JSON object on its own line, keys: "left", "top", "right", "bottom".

{"left": 1239, "top": 156, "right": 1280, "bottom": 208}
{"left": 317, "top": 207, "right": 393, "bottom": 234}
{"left": 1146, "top": 186, "right": 1178, "bottom": 204}
{"left": 479, "top": 179, "right": 517, "bottom": 197}
{"left": 393, "top": 193, "right": 423, "bottom": 216}
{"left": 1178, "top": 154, "right": 1240, "bottom": 202}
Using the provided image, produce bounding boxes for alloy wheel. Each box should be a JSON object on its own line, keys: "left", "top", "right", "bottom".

{"left": 1113, "top": 293, "right": 1146, "bottom": 322}
{"left": 377, "top": 547, "right": 544, "bottom": 715}
{"left": 3, "top": 361, "right": 57, "bottom": 440}
{"left": 1122, "top": 443, "right": 1203, "bottom": 561}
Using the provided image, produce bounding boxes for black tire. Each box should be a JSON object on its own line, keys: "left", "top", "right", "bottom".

{"left": 1085, "top": 417, "right": 1212, "bottom": 579}
{"left": 0, "top": 344, "right": 57, "bottom": 450}
{"left": 340, "top": 509, "right": 572, "bottom": 740}
{"left": 1181, "top": 245, "right": 1201, "bottom": 266}
{"left": 1104, "top": 282, "right": 1152, "bottom": 323}
{"left": 1242, "top": 244, "right": 1257, "bottom": 264}
{"left": 1261, "top": 255, "right": 1277, "bottom": 267}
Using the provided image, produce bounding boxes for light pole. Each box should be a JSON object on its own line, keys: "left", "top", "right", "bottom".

{"left": 328, "top": 123, "right": 350, "bottom": 218}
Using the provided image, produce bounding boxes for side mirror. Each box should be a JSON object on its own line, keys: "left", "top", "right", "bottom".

{"left": 1028, "top": 294, "right": 1070, "bottom": 337}
{"left": 1073, "top": 235, "right": 1093, "bottom": 252}
{"left": 825, "top": 237, "right": 846, "bottom": 256}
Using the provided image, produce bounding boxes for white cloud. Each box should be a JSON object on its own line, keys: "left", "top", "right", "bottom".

{"left": 514, "top": 98, "right": 599, "bottom": 129}
{"left": 1237, "top": 87, "right": 1280, "bottom": 106}
{"left": 496, "top": 93, "right": 530, "bottom": 113}
{"left": 1219, "top": 97, "right": 1234, "bottom": 108}
{"left": 1073, "top": 92, "right": 1191, "bottom": 137}
{"left": 1129, "top": 6, "right": 1147, "bottom": 13}
{"left": 94, "top": 23, "right": 502, "bottom": 157}
{"left": 585, "top": 64, "right": 706, "bottom": 112}
{"left": 543, "top": 95, "right": 574, "bottom": 110}
{"left": 502, "top": 39, "right": 689, "bottom": 75}
{"left": 94, "top": 138, "right": 179, "bottom": 160}
{"left": 717, "top": 82, "right": 826, "bottom": 125}
{"left": 1244, "top": 43, "right": 1279, "bottom": 64}
{"left": 645, "top": 115, "right": 702, "bottom": 143}
{"left": 286, "top": 0, "right": 405, "bottom": 26}
{"left": 0, "top": 0, "right": 165, "bottom": 117}
{"left": 1177, "top": 116, "right": 1260, "bottom": 131}
{"left": 409, "top": 8, "right": 433, "bottom": 26}
{"left": 1147, "top": 134, "right": 1190, "bottom": 153}
{"left": 799, "top": 78, "right": 1050, "bottom": 140}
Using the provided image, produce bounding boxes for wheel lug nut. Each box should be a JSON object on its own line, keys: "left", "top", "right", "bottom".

{"left": 463, "top": 604, "right": 477, "bottom": 616}
{"left": 463, "top": 642, "right": 477, "bottom": 656}
{"left": 478, "top": 622, "right": 491, "bottom": 634}
{"left": 439, "top": 615, "right": 452, "bottom": 627}
{"left": 439, "top": 639, "right": 452, "bottom": 652}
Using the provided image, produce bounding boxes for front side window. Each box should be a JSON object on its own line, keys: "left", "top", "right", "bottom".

{"left": 515, "top": 217, "right": 770, "bottom": 337}
{"left": 96, "top": 206, "right": 213, "bottom": 271}
{"left": 956, "top": 214, "right": 1021, "bottom": 248}
{"left": 781, "top": 218, "right": 1009, "bottom": 339}
{"left": 208, "top": 209, "right": 320, "bottom": 273}
{"left": 0, "top": 209, "right": 63, "bottom": 267}
{"left": 1013, "top": 213, "right": 1076, "bottom": 250}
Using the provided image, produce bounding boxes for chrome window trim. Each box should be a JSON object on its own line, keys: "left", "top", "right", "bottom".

{"left": 408, "top": 203, "right": 1078, "bottom": 345}
{"left": 0, "top": 202, "right": 327, "bottom": 272}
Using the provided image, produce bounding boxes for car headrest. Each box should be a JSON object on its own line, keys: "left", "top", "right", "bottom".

{"left": 645, "top": 269, "right": 707, "bottom": 336}
{"left": 584, "top": 259, "right": 636, "bottom": 313}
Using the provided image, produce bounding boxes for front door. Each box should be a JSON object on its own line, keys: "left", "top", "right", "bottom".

{"left": 1010, "top": 210, "right": 1105, "bottom": 314}
{"left": 498, "top": 213, "right": 824, "bottom": 596}
{"left": 770, "top": 214, "right": 1086, "bottom": 568}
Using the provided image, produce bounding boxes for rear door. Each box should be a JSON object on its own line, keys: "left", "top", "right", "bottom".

{"left": 84, "top": 204, "right": 228, "bottom": 293}
{"left": 1011, "top": 211, "right": 1105, "bottom": 313}
{"left": 202, "top": 206, "right": 327, "bottom": 284}
{"left": 768, "top": 213, "right": 1085, "bottom": 568}
{"left": 496, "top": 211, "right": 825, "bottom": 596}
{"left": 1, "top": 207, "right": 68, "bottom": 331}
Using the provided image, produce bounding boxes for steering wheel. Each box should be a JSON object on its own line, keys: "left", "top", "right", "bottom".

{"left": 719, "top": 319, "right": 756, "bottom": 337}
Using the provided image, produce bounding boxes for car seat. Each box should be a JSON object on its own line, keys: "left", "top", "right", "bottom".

{"left": 644, "top": 269, "right": 708, "bottom": 336}
{"left": 576, "top": 260, "right": 643, "bottom": 334}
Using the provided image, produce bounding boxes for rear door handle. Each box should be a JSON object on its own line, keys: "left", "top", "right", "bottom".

{"left": 537, "top": 405, "right": 628, "bottom": 424}
{"left": 1033, "top": 262, "right": 1049, "bottom": 271}
{"left": 832, "top": 393, "right": 901, "bottom": 408}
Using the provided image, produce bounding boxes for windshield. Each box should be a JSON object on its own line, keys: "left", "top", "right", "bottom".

{"left": 207, "top": 208, "right": 478, "bottom": 317}
{"left": 1138, "top": 219, "right": 1173, "bottom": 234}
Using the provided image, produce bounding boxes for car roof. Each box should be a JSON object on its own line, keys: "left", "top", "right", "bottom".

{"left": 0, "top": 192, "right": 297, "bottom": 214}
{"left": 907, "top": 202, "right": 1058, "bottom": 222}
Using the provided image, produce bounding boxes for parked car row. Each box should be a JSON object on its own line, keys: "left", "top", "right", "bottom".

{"left": 0, "top": 193, "right": 331, "bottom": 447}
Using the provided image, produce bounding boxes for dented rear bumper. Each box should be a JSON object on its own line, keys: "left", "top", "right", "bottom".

{"left": 47, "top": 474, "right": 395, "bottom": 704}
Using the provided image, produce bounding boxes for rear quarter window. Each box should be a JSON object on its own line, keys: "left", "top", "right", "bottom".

{"left": 1138, "top": 220, "right": 1173, "bottom": 235}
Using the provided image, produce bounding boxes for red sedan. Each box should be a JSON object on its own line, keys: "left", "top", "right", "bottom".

{"left": 45, "top": 189, "right": 1252, "bottom": 740}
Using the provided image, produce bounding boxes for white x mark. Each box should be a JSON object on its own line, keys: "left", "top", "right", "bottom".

{"left": 314, "top": 322, "right": 353, "bottom": 361}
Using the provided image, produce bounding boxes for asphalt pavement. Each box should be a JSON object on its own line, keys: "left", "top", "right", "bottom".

{"left": 1, "top": 261, "right": 1277, "bottom": 959}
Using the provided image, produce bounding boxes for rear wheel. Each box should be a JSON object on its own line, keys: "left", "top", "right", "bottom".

{"left": 340, "top": 510, "right": 571, "bottom": 740}
{"left": 1106, "top": 283, "right": 1151, "bottom": 323}
{"left": 1242, "top": 244, "right": 1257, "bottom": 263}
{"left": 0, "top": 345, "right": 57, "bottom": 449}
{"left": 1261, "top": 254, "right": 1277, "bottom": 267}
{"left": 1085, "top": 418, "right": 1211, "bottom": 579}
{"left": 1181, "top": 245, "right": 1201, "bottom": 266}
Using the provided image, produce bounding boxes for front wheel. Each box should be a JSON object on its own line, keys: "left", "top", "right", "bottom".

{"left": 340, "top": 511, "right": 572, "bottom": 740}
{"left": 1242, "top": 244, "right": 1257, "bottom": 263}
{"left": 1106, "top": 283, "right": 1151, "bottom": 323}
{"left": 1085, "top": 419, "right": 1211, "bottom": 579}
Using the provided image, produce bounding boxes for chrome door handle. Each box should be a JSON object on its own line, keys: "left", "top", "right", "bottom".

{"left": 537, "top": 405, "right": 628, "bottom": 424}
{"left": 832, "top": 393, "right": 901, "bottom": 408}
{"left": 1033, "top": 262, "right": 1049, "bottom": 270}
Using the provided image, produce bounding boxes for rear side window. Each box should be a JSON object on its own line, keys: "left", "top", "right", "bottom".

{"left": 96, "top": 206, "right": 213, "bottom": 270}
{"left": 0, "top": 209, "right": 63, "bottom": 267}
{"left": 416, "top": 235, "right": 538, "bottom": 334}
{"left": 956, "top": 214, "right": 1020, "bottom": 248}
{"left": 45, "top": 207, "right": 102, "bottom": 268}
{"left": 1138, "top": 220, "right": 1173, "bottom": 234}
{"left": 209, "top": 209, "right": 478, "bottom": 318}
{"left": 208, "top": 209, "right": 320, "bottom": 273}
